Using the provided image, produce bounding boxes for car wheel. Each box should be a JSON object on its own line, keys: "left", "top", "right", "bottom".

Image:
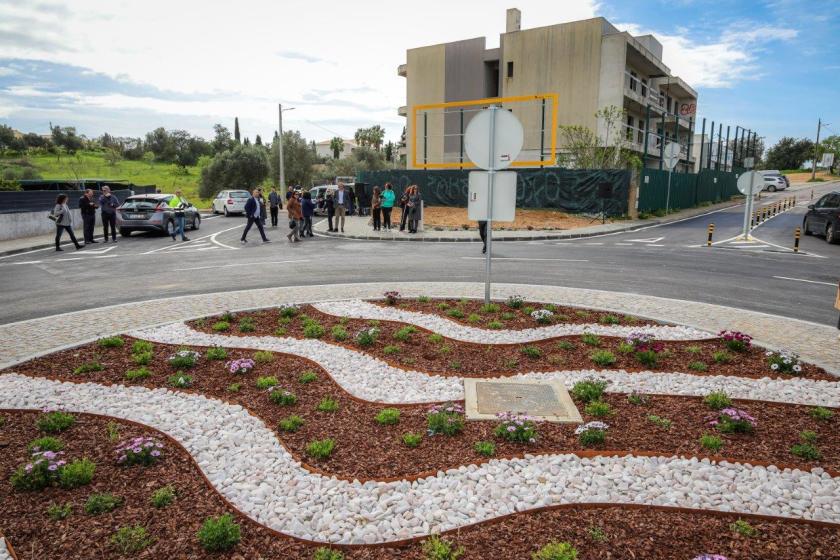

{"left": 827, "top": 222, "right": 839, "bottom": 244}
{"left": 192, "top": 215, "right": 201, "bottom": 230}
{"left": 165, "top": 220, "right": 175, "bottom": 237}
{"left": 119, "top": 228, "right": 131, "bottom": 237}
{"left": 768, "top": 185, "right": 776, "bottom": 192}
{"left": 803, "top": 218, "right": 813, "bottom": 235}
{"left": 212, "top": 203, "right": 218, "bottom": 215}
{"left": 223, "top": 206, "right": 229, "bottom": 217}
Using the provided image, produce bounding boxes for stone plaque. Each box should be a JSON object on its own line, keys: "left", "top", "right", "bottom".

{"left": 463, "top": 379, "right": 582, "bottom": 423}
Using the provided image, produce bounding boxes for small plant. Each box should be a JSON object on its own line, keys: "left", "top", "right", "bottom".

{"left": 37, "top": 410, "right": 75, "bottom": 433}
{"left": 708, "top": 408, "right": 756, "bottom": 433}
{"left": 151, "top": 485, "right": 176, "bottom": 508}
{"left": 467, "top": 313, "right": 481, "bottom": 323}
{"left": 574, "top": 310, "right": 591, "bottom": 319}
{"left": 494, "top": 412, "right": 538, "bottom": 443}
{"left": 275, "top": 327, "right": 287, "bottom": 336}
{"left": 447, "top": 308, "right": 465, "bottom": 319}
{"left": 197, "top": 514, "right": 241, "bottom": 552}
{"left": 437, "top": 302, "right": 450, "bottom": 311}
{"left": 317, "top": 397, "right": 340, "bottom": 412}
{"left": 115, "top": 436, "right": 164, "bottom": 466}
{"left": 221, "top": 311, "right": 236, "bottom": 322}
{"left": 547, "top": 354, "right": 564, "bottom": 365}
{"left": 110, "top": 525, "right": 153, "bottom": 554}
{"left": 278, "top": 415, "right": 304, "bottom": 432}
{"left": 132, "top": 340, "right": 153, "bottom": 354}
{"left": 206, "top": 346, "right": 227, "bottom": 360}
{"left": 575, "top": 421, "right": 608, "bottom": 446}
{"left": 531, "top": 309, "right": 554, "bottom": 324}
{"left": 418, "top": 295, "right": 431, "bottom": 303}
{"left": 383, "top": 345, "right": 401, "bottom": 355}
{"left": 481, "top": 303, "right": 500, "bottom": 313}
{"left": 587, "top": 525, "right": 607, "bottom": 542}
{"left": 28, "top": 436, "right": 64, "bottom": 453}
{"left": 383, "top": 290, "right": 401, "bottom": 305}
{"left": 355, "top": 327, "right": 380, "bottom": 347}
{"left": 522, "top": 306, "right": 535, "bottom": 315}
{"left": 474, "top": 440, "right": 495, "bottom": 456}
{"left": 74, "top": 361, "right": 104, "bottom": 374}
{"left": 132, "top": 350, "right": 153, "bottom": 365}
{"left": 719, "top": 330, "right": 752, "bottom": 352}
{"left": 227, "top": 382, "right": 241, "bottom": 392}
{"left": 46, "top": 502, "right": 72, "bottom": 520}
{"left": 269, "top": 387, "right": 298, "bottom": 406}
{"left": 791, "top": 441, "right": 821, "bottom": 460}
{"left": 581, "top": 333, "right": 601, "bottom": 346}
{"left": 255, "top": 376, "right": 279, "bottom": 389}
{"left": 278, "top": 304, "right": 300, "bottom": 318}
{"left": 97, "top": 336, "right": 125, "bottom": 348}
{"left": 501, "top": 312, "right": 516, "bottom": 320}
{"left": 428, "top": 333, "right": 444, "bottom": 344}
{"left": 427, "top": 402, "right": 465, "bottom": 436}
{"left": 238, "top": 316, "right": 256, "bottom": 332}
{"left": 306, "top": 438, "right": 336, "bottom": 459}
{"left": 331, "top": 325, "right": 349, "bottom": 341}
{"left": 458, "top": 298, "right": 470, "bottom": 305}
{"left": 502, "top": 358, "right": 520, "bottom": 369}
{"left": 532, "top": 540, "right": 578, "bottom": 560}
{"left": 689, "top": 361, "right": 708, "bottom": 371}
{"left": 686, "top": 345, "right": 702, "bottom": 354}
{"left": 107, "top": 422, "right": 120, "bottom": 442}
{"left": 402, "top": 432, "right": 423, "bottom": 448}
{"left": 313, "top": 547, "right": 345, "bottom": 560}
{"left": 810, "top": 406, "right": 833, "bottom": 421}
{"left": 253, "top": 350, "right": 274, "bottom": 363}
{"left": 124, "top": 367, "right": 152, "bottom": 381}
{"left": 765, "top": 349, "right": 803, "bottom": 374}
{"left": 730, "top": 518, "right": 758, "bottom": 537}
{"left": 627, "top": 391, "right": 649, "bottom": 405}
{"left": 422, "top": 534, "right": 464, "bottom": 560}
{"left": 712, "top": 351, "right": 732, "bottom": 364}
{"left": 299, "top": 370, "right": 318, "bottom": 383}
{"left": 704, "top": 391, "right": 732, "bottom": 410}
{"left": 599, "top": 314, "right": 620, "bottom": 325}
{"left": 506, "top": 294, "right": 525, "bottom": 308}
{"left": 227, "top": 358, "right": 256, "bottom": 375}
{"left": 303, "top": 320, "right": 326, "bottom": 339}
{"left": 212, "top": 320, "right": 230, "bottom": 332}
{"left": 556, "top": 340, "right": 575, "bottom": 351}
{"left": 700, "top": 434, "right": 724, "bottom": 452}
{"left": 487, "top": 321, "right": 504, "bottom": 329}
{"left": 617, "top": 342, "right": 634, "bottom": 354}
{"left": 84, "top": 492, "right": 122, "bottom": 514}
{"left": 168, "top": 372, "right": 193, "bottom": 388}
{"left": 590, "top": 350, "right": 616, "bottom": 366}
{"left": 521, "top": 345, "right": 542, "bottom": 359}
{"left": 571, "top": 379, "right": 608, "bottom": 403}
{"left": 584, "top": 401, "right": 612, "bottom": 417}
{"left": 375, "top": 408, "right": 401, "bottom": 425}
{"left": 10, "top": 450, "right": 66, "bottom": 490}
{"left": 647, "top": 415, "right": 672, "bottom": 430}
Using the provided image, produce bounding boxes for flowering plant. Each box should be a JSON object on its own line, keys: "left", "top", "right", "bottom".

{"left": 355, "top": 327, "right": 380, "bottom": 347}
{"left": 719, "top": 330, "right": 752, "bottom": 352}
{"left": 575, "top": 421, "right": 609, "bottom": 435}
{"left": 10, "top": 449, "right": 67, "bottom": 490}
{"left": 693, "top": 556, "right": 728, "bottom": 560}
{"left": 268, "top": 387, "right": 297, "bottom": 406}
{"left": 626, "top": 332, "right": 664, "bottom": 353}
{"left": 427, "top": 402, "right": 465, "bottom": 436}
{"left": 530, "top": 309, "right": 554, "bottom": 325}
{"left": 168, "top": 349, "right": 201, "bottom": 368}
{"left": 765, "top": 349, "right": 802, "bottom": 374}
{"left": 225, "top": 358, "right": 255, "bottom": 375}
{"left": 494, "top": 411, "right": 539, "bottom": 443}
{"left": 115, "top": 436, "right": 164, "bottom": 466}
{"left": 575, "top": 421, "right": 609, "bottom": 446}
{"left": 383, "top": 291, "right": 401, "bottom": 305}
{"left": 707, "top": 407, "right": 756, "bottom": 433}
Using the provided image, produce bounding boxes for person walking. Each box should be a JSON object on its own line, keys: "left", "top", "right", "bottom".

{"left": 325, "top": 192, "right": 336, "bottom": 232}
{"left": 407, "top": 185, "right": 422, "bottom": 233}
{"left": 371, "top": 186, "right": 382, "bottom": 231}
{"left": 478, "top": 220, "right": 488, "bottom": 254}
{"left": 269, "top": 187, "right": 281, "bottom": 227}
{"left": 78, "top": 188, "right": 98, "bottom": 245}
{"left": 286, "top": 190, "right": 302, "bottom": 242}
{"left": 301, "top": 191, "right": 315, "bottom": 237}
{"left": 348, "top": 186, "right": 357, "bottom": 216}
{"left": 398, "top": 187, "right": 410, "bottom": 231}
{"left": 240, "top": 188, "right": 270, "bottom": 244}
{"left": 334, "top": 183, "right": 350, "bottom": 232}
{"left": 52, "top": 194, "right": 82, "bottom": 251}
{"left": 167, "top": 189, "right": 190, "bottom": 242}
{"left": 99, "top": 186, "right": 120, "bottom": 243}
{"left": 257, "top": 189, "right": 268, "bottom": 227}
{"left": 381, "top": 183, "right": 395, "bottom": 230}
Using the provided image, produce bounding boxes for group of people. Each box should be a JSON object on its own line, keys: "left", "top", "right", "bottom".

{"left": 239, "top": 185, "right": 318, "bottom": 244}
{"left": 51, "top": 188, "right": 122, "bottom": 251}
{"left": 370, "top": 183, "right": 422, "bottom": 233}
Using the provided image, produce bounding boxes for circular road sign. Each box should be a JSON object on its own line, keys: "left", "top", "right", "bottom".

{"left": 464, "top": 108, "right": 524, "bottom": 171}
{"left": 663, "top": 142, "right": 681, "bottom": 170}
{"left": 737, "top": 171, "right": 761, "bottom": 195}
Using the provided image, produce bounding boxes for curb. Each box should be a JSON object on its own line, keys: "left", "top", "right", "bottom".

{"left": 0, "top": 232, "right": 114, "bottom": 257}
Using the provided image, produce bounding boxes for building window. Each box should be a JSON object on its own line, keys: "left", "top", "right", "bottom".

{"left": 628, "top": 69, "right": 637, "bottom": 92}
{"left": 641, "top": 78, "right": 648, "bottom": 97}
{"left": 638, "top": 120, "right": 645, "bottom": 144}
{"left": 626, "top": 115, "right": 634, "bottom": 141}
{"left": 506, "top": 61, "right": 514, "bottom": 78}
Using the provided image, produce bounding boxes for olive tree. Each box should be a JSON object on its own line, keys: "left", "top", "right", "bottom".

{"left": 199, "top": 144, "right": 270, "bottom": 198}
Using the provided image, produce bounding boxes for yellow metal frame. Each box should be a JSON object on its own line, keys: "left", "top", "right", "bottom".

{"left": 411, "top": 93, "right": 559, "bottom": 169}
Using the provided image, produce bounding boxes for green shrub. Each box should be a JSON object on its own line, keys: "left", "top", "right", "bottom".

{"left": 383, "top": 345, "right": 400, "bottom": 355}
{"left": 474, "top": 441, "right": 496, "bottom": 457}
{"left": 427, "top": 403, "right": 465, "bottom": 436}
{"left": 317, "top": 397, "right": 339, "bottom": 412}
{"left": 447, "top": 309, "right": 465, "bottom": 319}
{"left": 168, "top": 373, "right": 193, "bottom": 388}
{"left": 331, "top": 325, "right": 349, "bottom": 341}
{"left": 700, "top": 434, "right": 724, "bottom": 452}
{"left": 418, "top": 295, "right": 431, "bottom": 303}
{"left": 422, "top": 534, "right": 464, "bottom": 560}
{"left": 151, "top": 485, "right": 176, "bottom": 508}
{"left": 428, "top": 333, "right": 444, "bottom": 344}
{"left": 647, "top": 415, "right": 672, "bottom": 430}
{"left": 299, "top": 370, "right": 318, "bottom": 383}
{"left": 617, "top": 342, "right": 634, "bottom": 354}
{"left": 438, "top": 344, "right": 452, "bottom": 354}
{"left": 59, "top": 458, "right": 95, "bottom": 488}
{"left": 571, "top": 379, "right": 608, "bottom": 403}
{"left": 599, "top": 314, "right": 620, "bottom": 325}
{"left": 487, "top": 321, "right": 504, "bottom": 329}
{"left": 125, "top": 367, "right": 152, "bottom": 381}
{"left": 467, "top": 313, "right": 481, "bottom": 323}
{"left": 577, "top": 427, "right": 606, "bottom": 446}
{"left": 269, "top": 388, "right": 297, "bottom": 406}
{"left": 279, "top": 305, "right": 299, "bottom": 318}
{"left": 501, "top": 312, "right": 516, "bottom": 320}
{"left": 402, "top": 432, "right": 423, "bottom": 448}
{"left": 254, "top": 350, "right": 274, "bottom": 363}
{"left": 275, "top": 327, "right": 288, "bottom": 336}
{"left": 167, "top": 349, "right": 199, "bottom": 369}
{"left": 532, "top": 541, "right": 578, "bottom": 560}
{"left": 581, "top": 333, "right": 601, "bottom": 346}
{"left": 688, "top": 361, "right": 708, "bottom": 371}
{"left": 37, "top": 411, "right": 75, "bottom": 433}
{"left": 302, "top": 321, "right": 325, "bottom": 339}
{"left": 730, "top": 519, "right": 757, "bottom": 537}
{"left": 810, "top": 406, "right": 833, "bottom": 421}
{"left": 686, "top": 345, "right": 702, "bottom": 354}
{"left": 634, "top": 349, "right": 659, "bottom": 367}
{"left": 556, "top": 340, "right": 576, "bottom": 351}
{"left": 791, "top": 442, "right": 821, "bottom": 460}
{"left": 481, "top": 303, "right": 501, "bottom": 313}
{"left": 522, "top": 306, "right": 535, "bottom": 315}
{"left": 584, "top": 401, "right": 612, "bottom": 417}
{"left": 448, "top": 360, "right": 461, "bottom": 370}
{"left": 590, "top": 350, "right": 616, "bottom": 366}
{"left": 520, "top": 346, "right": 541, "bottom": 359}
{"left": 393, "top": 326, "right": 417, "bottom": 341}
{"left": 227, "top": 382, "right": 241, "bottom": 392}
{"left": 46, "top": 502, "right": 72, "bottom": 520}
{"left": 703, "top": 391, "right": 732, "bottom": 410}
{"left": 458, "top": 298, "right": 470, "bottom": 305}
{"left": 131, "top": 351, "right": 152, "bottom": 365}
{"left": 74, "top": 361, "right": 104, "bottom": 374}
{"left": 28, "top": 436, "right": 64, "bottom": 453}
{"left": 212, "top": 321, "right": 230, "bottom": 332}
{"left": 132, "top": 340, "right": 153, "bottom": 354}
{"left": 97, "top": 336, "right": 125, "bottom": 348}
{"left": 106, "top": 422, "right": 120, "bottom": 442}
{"left": 587, "top": 525, "right": 607, "bottom": 542}
{"left": 712, "top": 351, "right": 732, "bottom": 364}
{"left": 575, "top": 310, "right": 591, "bottom": 319}
{"left": 84, "top": 492, "right": 122, "bottom": 514}
{"left": 197, "top": 514, "right": 240, "bottom": 552}
{"left": 375, "top": 408, "right": 400, "bottom": 425}
{"left": 627, "top": 392, "right": 649, "bottom": 406}
{"left": 221, "top": 311, "right": 236, "bottom": 322}
{"left": 355, "top": 327, "right": 380, "bottom": 347}
{"left": 110, "top": 525, "right": 153, "bottom": 554}
{"left": 255, "top": 376, "right": 279, "bottom": 389}
{"left": 506, "top": 295, "right": 524, "bottom": 309}
{"left": 306, "top": 438, "right": 335, "bottom": 459}
{"left": 238, "top": 317, "right": 256, "bottom": 333}
{"left": 437, "top": 302, "right": 450, "bottom": 311}
{"left": 502, "top": 358, "right": 519, "bottom": 369}
{"left": 206, "top": 346, "right": 227, "bottom": 360}
{"left": 313, "top": 548, "right": 344, "bottom": 560}
{"left": 278, "top": 415, "right": 304, "bottom": 432}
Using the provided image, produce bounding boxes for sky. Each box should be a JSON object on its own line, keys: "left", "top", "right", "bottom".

{"left": 0, "top": 0, "right": 837, "bottom": 148}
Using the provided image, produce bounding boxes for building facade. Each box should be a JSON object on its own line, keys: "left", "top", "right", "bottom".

{"left": 398, "top": 9, "right": 698, "bottom": 171}
{"left": 314, "top": 138, "right": 358, "bottom": 160}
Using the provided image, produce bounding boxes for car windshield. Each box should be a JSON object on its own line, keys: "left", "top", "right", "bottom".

{"left": 122, "top": 197, "right": 165, "bottom": 210}
{"left": 230, "top": 192, "right": 249, "bottom": 198}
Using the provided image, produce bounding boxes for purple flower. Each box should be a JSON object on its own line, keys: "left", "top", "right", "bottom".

{"left": 48, "top": 464, "right": 58, "bottom": 471}
{"left": 506, "top": 426, "right": 516, "bottom": 432}
{"left": 151, "top": 450, "right": 161, "bottom": 457}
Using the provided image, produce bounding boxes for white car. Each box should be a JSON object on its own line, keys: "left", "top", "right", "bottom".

{"left": 211, "top": 190, "right": 250, "bottom": 216}
{"left": 761, "top": 175, "right": 788, "bottom": 192}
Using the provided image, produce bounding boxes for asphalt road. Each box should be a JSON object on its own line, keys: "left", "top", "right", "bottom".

{"left": 1, "top": 182, "right": 838, "bottom": 326}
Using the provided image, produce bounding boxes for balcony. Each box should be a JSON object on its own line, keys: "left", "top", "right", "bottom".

{"left": 397, "top": 64, "right": 407, "bottom": 77}
{"left": 397, "top": 106, "right": 407, "bottom": 117}
{"left": 623, "top": 71, "right": 665, "bottom": 113}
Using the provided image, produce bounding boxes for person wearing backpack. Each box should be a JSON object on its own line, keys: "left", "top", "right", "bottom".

{"left": 52, "top": 194, "right": 82, "bottom": 251}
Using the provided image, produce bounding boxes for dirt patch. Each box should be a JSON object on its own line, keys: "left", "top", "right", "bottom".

{"left": 420, "top": 206, "right": 604, "bottom": 231}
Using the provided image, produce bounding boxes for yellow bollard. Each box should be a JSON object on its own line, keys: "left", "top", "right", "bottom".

{"left": 707, "top": 223, "right": 715, "bottom": 247}
{"left": 794, "top": 227, "right": 801, "bottom": 253}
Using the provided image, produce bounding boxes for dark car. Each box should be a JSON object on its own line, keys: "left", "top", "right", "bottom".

{"left": 117, "top": 194, "right": 201, "bottom": 237}
{"left": 803, "top": 191, "right": 840, "bottom": 244}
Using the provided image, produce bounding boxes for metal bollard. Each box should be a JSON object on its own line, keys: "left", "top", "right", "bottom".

{"left": 707, "top": 223, "right": 715, "bottom": 247}
{"left": 794, "top": 227, "right": 801, "bottom": 253}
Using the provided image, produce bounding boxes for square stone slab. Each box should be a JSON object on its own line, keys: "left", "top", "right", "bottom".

{"left": 464, "top": 378, "right": 582, "bottom": 423}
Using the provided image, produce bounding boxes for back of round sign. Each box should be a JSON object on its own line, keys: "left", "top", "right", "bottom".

{"left": 463, "top": 108, "right": 524, "bottom": 171}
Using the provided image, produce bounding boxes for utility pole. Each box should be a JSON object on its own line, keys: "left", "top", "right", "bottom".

{"left": 811, "top": 118, "right": 822, "bottom": 182}
{"left": 278, "top": 104, "right": 286, "bottom": 199}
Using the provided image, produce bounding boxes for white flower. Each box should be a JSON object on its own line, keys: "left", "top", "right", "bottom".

{"left": 575, "top": 421, "right": 609, "bottom": 434}
{"left": 792, "top": 365, "right": 802, "bottom": 372}
{"left": 770, "top": 363, "right": 779, "bottom": 371}
{"left": 765, "top": 351, "right": 773, "bottom": 357}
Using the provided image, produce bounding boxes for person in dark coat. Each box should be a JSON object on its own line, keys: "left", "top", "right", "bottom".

{"left": 478, "top": 220, "right": 488, "bottom": 254}
{"left": 78, "top": 189, "right": 98, "bottom": 245}
{"left": 257, "top": 189, "right": 268, "bottom": 226}
{"left": 98, "top": 186, "right": 120, "bottom": 243}
{"left": 240, "top": 188, "right": 270, "bottom": 244}
{"left": 325, "top": 193, "right": 336, "bottom": 232}
{"left": 301, "top": 191, "right": 315, "bottom": 237}
{"left": 407, "top": 185, "right": 422, "bottom": 233}
{"left": 268, "top": 187, "right": 281, "bottom": 227}
{"left": 348, "top": 187, "right": 357, "bottom": 216}
{"left": 398, "top": 188, "right": 410, "bottom": 231}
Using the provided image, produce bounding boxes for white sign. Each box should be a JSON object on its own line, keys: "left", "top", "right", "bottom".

{"left": 468, "top": 171, "right": 516, "bottom": 222}
{"left": 821, "top": 152, "right": 835, "bottom": 168}
{"left": 464, "top": 108, "right": 524, "bottom": 171}
{"left": 736, "top": 171, "right": 762, "bottom": 196}
{"left": 744, "top": 157, "right": 755, "bottom": 169}
{"left": 664, "top": 142, "right": 681, "bottom": 170}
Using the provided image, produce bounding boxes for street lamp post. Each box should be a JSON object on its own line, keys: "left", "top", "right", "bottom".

{"left": 278, "top": 104, "right": 295, "bottom": 198}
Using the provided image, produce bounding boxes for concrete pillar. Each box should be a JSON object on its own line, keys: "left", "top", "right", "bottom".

{"left": 506, "top": 8, "right": 521, "bottom": 32}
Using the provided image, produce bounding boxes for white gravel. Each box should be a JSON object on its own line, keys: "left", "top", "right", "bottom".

{"left": 2, "top": 373, "right": 838, "bottom": 544}
{"left": 313, "top": 300, "right": 715, "bottom": 343}
{"left": 0, "top": 539, "right": 10, "bottom": 560}
{"left": 131, "top": 323, "right": 840, "bottom": 407}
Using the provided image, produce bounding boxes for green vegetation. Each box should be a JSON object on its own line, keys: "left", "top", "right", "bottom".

{"left": 97, "top": 336, "right": 125, "bottom": 348}
{"left": 59, "top": 458, "right": 96, "bottom": 488}
{"left": 810, "top": 406, "right": 833, "bottom": 421}
{"left": 402, "top": 432, "right": 423, "bottom": 448}
{"left": 422, "top": 534, "right": 464, "bottom": 560}
{"left": 584, "top": 401, "right": 612, "bottom": 417}
{"left": 700, "top": 434, "right": 724, "bottom": 452}
{"left": 132, "top": 351, "right": 153, "bottom": 365}
{"left": 110, "top": 525, "right": 153, "bottom": 554}
{"left": 581, "top": 333, "right": 601, "bottom": 346}
{"left": 532, "top": 541, "right": 578, "bottom": 560}
{"left": 73, "top": 361, "right": 104, "bottom": 374}
{"left": 197, "top": 514, "right": 241, "bottom": 552}
{"left": 474, "top": 441, "right": 496, "bottom": 457}
{"left": 253, "top": 350, "right": 274, "bottom": 363}
{"left": 428, "top": 333, "right": 444, "bottom": 344}
{"left": 206, "top": 346, "right": 227, "bottom": 360}
{"left": 132, "top": 340, "right": 153, "bottom": 354}
{"left": 383, "top": 345, "right": 400, "bottom": 355}
{"left": 212, "top": 321, "right": 230, "bottom": 332}
{"left": 84, "top": 492, "right": 122, "bottom": 514}
{"left": 313, "top": 548, "right": 345, "bottom": 560}
{"left": 28, "top": 436, "right": 64, "bottom": 452}
{"left": 375, "top": 408, "right": 401, "bottom": 425}
{"left": 730, "top": 519, "right": 758, "bottom": 537}
{"left": 168, "top": 373, "right": 193, "bottom": 388}
{"left": 647, "top": 415, "right": 672, "bottom": 430}
{"left": 278, "top": 415, "right": 305, "bottom": 432}
{"left": 46, "top": 502, "right": 72, "bottom": 520}
{"left": 306, "top": 438, "right": 336, "bottom": 459}
{"left": 269, "top": 388, "right": 297, "bottom": 406}
{"left": 151, "top": 485, "right": 176, "bottom": 508}
{"left": 255, "top": 376, "right": 279, "bottom": 389}
{"left": 299, "top": 370, "right": 318, "bottom": 383}
{"left": 688, "top": 361, "right": 708, "bottom": 371}
{"left": 571, "top": 379, "right": 608, "bottom": 403}
{"left": 331, "top": 325, "right": 349, "bottom": 341}
{"left": 520, "top": 345, "right": 542, "bottom": 359}
{"left": 590, "top": 350, "right": 616, "bottom": 366}
{"left": 124, "top": 367, "right": 152, "bottom": 381}
{"left": 703, "top": 391, "right": 732, "bottom": 410}
{"left": 37, "top": 411, "right": 75, "bottom": 433}
{"left": 317, "top": 397, "right": 340, "bottom": 412}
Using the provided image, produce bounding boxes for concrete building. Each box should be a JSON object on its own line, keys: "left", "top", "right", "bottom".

{"left": 314, "top": 138, "right": 358, "bottom": 160}
{"left": 398, "top": 8, "right": 698, "bottom": 171}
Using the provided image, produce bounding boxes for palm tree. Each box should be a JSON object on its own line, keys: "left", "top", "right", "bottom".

{"left": 368, "top": 125, "right": 385, "bottom": 151}
{"left": 329, "top": 137, "right": 344, "bottom": 159}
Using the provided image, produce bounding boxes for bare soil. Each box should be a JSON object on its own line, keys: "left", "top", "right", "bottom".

{"left": 421, "top": 206, "right": 602, "bottom": 231}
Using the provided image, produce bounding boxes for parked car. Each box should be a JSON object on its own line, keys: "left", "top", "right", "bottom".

{"left": 761, "top": 174, "right": 788, "bottom": 192}
{"left": 309, "top": 185, "right": 337, "bottom": 216}
{"left": 117, "top": 194, "right": 200, "bottom": 237}
{"left": 803, "top": 191, "right": 840, "bottom": 244}
{"left": 211, "top": 190, "right": 250, "bottom": 216}
{"left": 759, "top": 170, "right": 790, "bottom": 189}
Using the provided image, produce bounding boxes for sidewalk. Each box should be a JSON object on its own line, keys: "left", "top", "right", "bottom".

{"left": 314, "top": 199, "right": 741, "bottom": 242}
{"left": 0, "top": 226, "right": 99, "bottom": 257}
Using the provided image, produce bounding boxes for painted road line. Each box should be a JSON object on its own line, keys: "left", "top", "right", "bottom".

{"left": 626, "top": 237, "right": 665, "bottom": 243}
{"left": 141, "top": 224, "right": 243, "bottom": 255}
{"left": 772, "top": 276, "right": 836, "bottom": 287}
{"left": 178, "top": 259, "right": 310, "bottom": 272}
{"left": 460, "top": 257, "right": 589, "bottom": 262}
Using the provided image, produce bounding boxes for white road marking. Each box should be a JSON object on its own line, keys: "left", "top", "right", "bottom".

{"left": 460, "top": 257, "right": 588, "bottom": 262}
{"left": 614, "top": 243, "right": 633, "bottom": 246}
{"left": 626, "top": 236, "right": 665, "bottom": 243}
{"left": 142, "top": 224, "right": 243, "bottom": 255}
{"left": 178, "top": 259, "right": 310, "bottom": 271}
{"left": 55, "top": 257, "right": 84, "bottom": 262}
{"left": 584, "top": 242, "right": 604, "bottom": 245}
{"left": 772, "top": 276, "right": 836, "bottom": 286}
{"left": 78, "top": 246, "right": 116, "bottom": 255}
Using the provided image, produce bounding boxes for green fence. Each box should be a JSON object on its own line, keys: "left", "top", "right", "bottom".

{"left": 637, "top": 169, "right": 739, "bottom": 212}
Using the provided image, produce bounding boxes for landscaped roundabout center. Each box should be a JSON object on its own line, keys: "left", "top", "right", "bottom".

{"left": 1, "top": 283, "right": 839, "bottom": 559}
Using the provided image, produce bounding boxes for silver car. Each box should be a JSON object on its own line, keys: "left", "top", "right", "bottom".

{"left": 117, "top": 194, "right": 201, "bottom": 237}
{"left": 761, "top": 174, "right": 788, "bottom": 192}
{"left": 211, "top": 190, "right": 250, "bottom": 216}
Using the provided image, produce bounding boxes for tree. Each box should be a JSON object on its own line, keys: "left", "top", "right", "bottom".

{"left": 234, "top": 117, "right": 241, "bottom": 144}
{"left": 556, "top": 106, "right": 641, "bottom": 170}
{"left": 367, "top": 125, "right": 385, "bottom": 151}
{"left": 764, "top": 137, "right": 814, "bottom": 171}
{"left": 144, "top": 127, "right": 176, "bottom": 162}
{"left": 104, "top": 148, "right": 123, "bottom": 166}
{"left": 243, "top": 137, "right": 251, "bottom": 146}
{"left": 169, "top": 130, "right": 210, "bottom": 168}
{"left": 384, "top": 141, "right": 395, "bottom": 162}
{"left": 270, "top": 130, "right": 317, "bottom": 187}
{"left": 819, "top": 135, "right": 840, "bottom": 174}
{"left": 211, "top": 124, "right": 234, "bottom": 154}
{"left": 50, "top": 125, "right": 84, "bottom": 154}
{"left": 23, "top": 132, "right": 49, "bottom": 149}
{"left": 329, "top": 136, "right": 344, "bottom": 159}
{"left": 0, "top": 124, "right": 15, "bottom": 151}
{"left": 199, "top": 144, "right": 270, "bottom": 198}
{"left": 142, "top": 151, "right": 156, "bottom": 167}
{"left": 255, "top": 134, "right": 262, "bottom": 146}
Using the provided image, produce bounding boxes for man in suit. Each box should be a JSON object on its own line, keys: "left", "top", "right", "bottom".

{"left": 240, "top": 188, "right": 271, "bottom": 244}
{"left": 334, "top": 183, "right": 350, "bottom": 233}
{"left": 78, "top": 189, "right": 98, "bottom": 245}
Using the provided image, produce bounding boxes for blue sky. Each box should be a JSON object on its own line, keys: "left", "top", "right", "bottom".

{"left": 0, "top": 0, "right": 837, "bottom": 149}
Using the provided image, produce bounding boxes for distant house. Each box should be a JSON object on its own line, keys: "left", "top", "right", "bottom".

{"left": 314, "top": 138, "right": 358, "bottom": 160}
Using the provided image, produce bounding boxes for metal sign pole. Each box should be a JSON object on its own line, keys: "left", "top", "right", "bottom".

{"left": 665, "top": 168, "right": 672, "bottom": 214}
{"left": 484, "top": 107, "right": 497, "bottom": 305}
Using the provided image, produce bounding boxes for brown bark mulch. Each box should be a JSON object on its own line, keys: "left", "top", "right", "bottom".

{"left": 1, "top": 411, "right": 839, "bottom": 560}
{"left": 6, "top": 339, "right": 839, "bottom": 481}
{"left": 186, "top": 306, "right": 834, "bottom": 381}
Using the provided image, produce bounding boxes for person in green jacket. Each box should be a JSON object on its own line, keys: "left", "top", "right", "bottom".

{"left": 168, "top": 190, "right": 189, "bottom": 242}
{"left": 381, "top": 182, "right": 396, "bottom": 230}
